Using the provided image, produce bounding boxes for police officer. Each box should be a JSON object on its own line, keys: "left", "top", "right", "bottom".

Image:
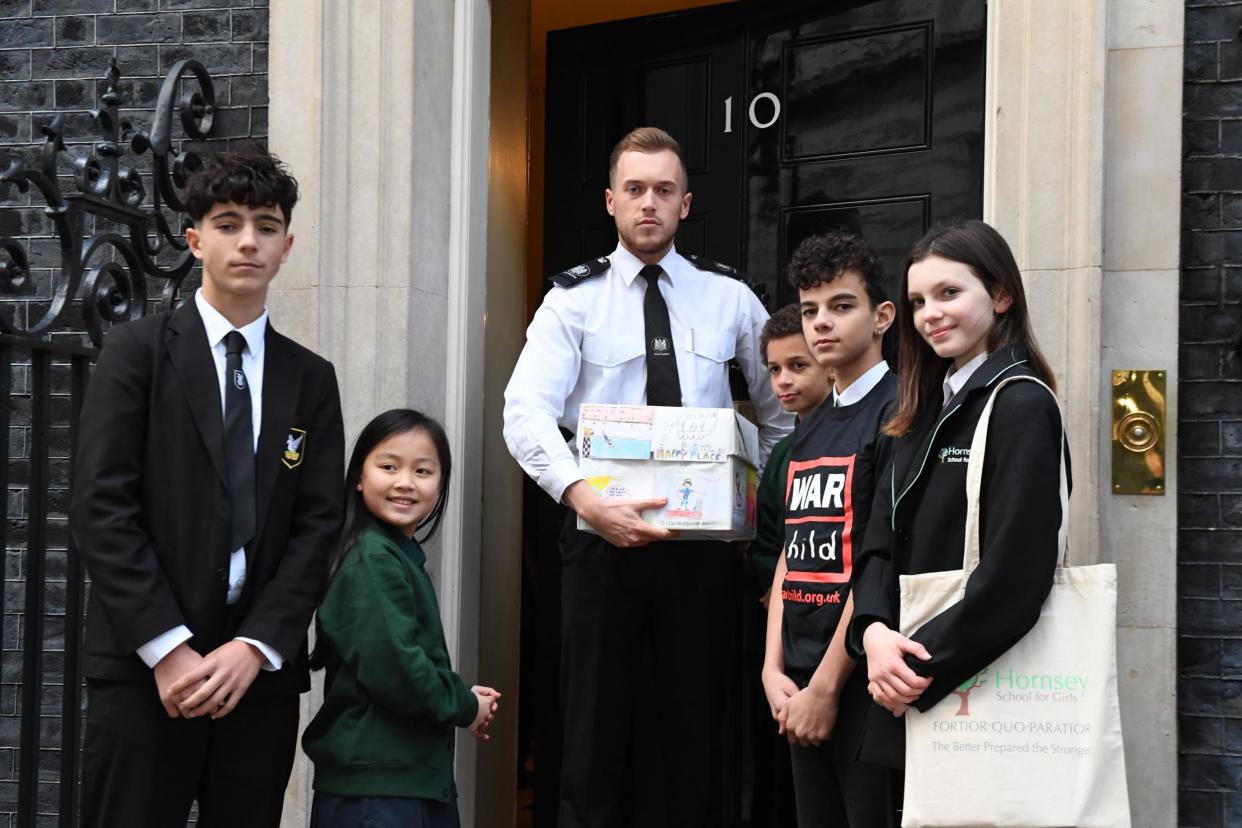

{"left": 503, "top": 127, "right": 793, "bottom": 827}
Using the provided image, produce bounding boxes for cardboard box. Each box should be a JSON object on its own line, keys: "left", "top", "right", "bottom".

{"left": 576, "top": 404, "right": 759, "bottom": 541}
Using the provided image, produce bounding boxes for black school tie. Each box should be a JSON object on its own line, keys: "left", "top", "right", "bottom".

{"left": 223, "top": 331, "right": 256, "bottom": 552}
{"left": 640, "top": 265, "right": 682, "bottom": 407}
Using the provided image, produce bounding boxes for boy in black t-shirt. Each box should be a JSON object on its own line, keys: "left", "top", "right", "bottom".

{"left": 749, "top": 303, "right": 834, "bottom": 596}
{"left": 761, "top": 231, "right": 899, "bottom": 827}
{"left": 744, "top": 304, "right": 834, "bottom": 827}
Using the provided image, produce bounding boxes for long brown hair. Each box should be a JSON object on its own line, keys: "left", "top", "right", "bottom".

{"left": 884, "top": 221, "right": 1055, "bottom": 436}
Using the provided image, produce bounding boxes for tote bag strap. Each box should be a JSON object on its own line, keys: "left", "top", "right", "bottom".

{"left": 962, "top": 375, "right": 1069, "bottom": 574}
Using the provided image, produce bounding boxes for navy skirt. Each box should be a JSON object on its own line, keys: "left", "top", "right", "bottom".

{"left": 311, "top": 786, "right": 460, "bottom": 828}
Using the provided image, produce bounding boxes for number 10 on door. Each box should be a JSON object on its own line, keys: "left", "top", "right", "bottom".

{"left": 724, "top": 94, "right": 782, "bottom": 133}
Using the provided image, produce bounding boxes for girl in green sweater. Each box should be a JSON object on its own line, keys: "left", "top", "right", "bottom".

{"left": 303, "top": 409, "right": 500, "bottom": 827}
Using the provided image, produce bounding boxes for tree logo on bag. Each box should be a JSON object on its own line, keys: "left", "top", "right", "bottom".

{"left": 952, "top": 671, "right": 987, "bottom": 716}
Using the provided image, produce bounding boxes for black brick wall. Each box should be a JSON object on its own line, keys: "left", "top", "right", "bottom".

{"left": 1182, "top": 3, "right": 1242, "bottom": 827}
{"left": 0, "top": 2, "right": 268, "bottom": 824}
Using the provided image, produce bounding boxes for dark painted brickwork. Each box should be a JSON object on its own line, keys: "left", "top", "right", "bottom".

{"left": 0, "top": 2, "right": 267, "bottom": 824}
{"left": 1183, "top": 4, "right": 1242, "bottom": 827}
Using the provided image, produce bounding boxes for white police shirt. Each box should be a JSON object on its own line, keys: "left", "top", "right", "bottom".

{"left": 503, "top": 243, "right": 794, "bottom": 503}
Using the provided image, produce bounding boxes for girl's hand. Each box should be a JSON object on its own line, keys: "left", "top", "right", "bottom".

{"left": 862, "top": 622, "right": 932, "bottom": 712}
{"left": 761, "top": 666, "right": 799, "bottom": 723}
{"left": 470, "top": 686, "right": 500, "bottom": 740}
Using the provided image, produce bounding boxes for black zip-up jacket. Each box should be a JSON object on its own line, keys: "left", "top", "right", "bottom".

{"left": 845, "top": 344, "right": 1069, "bottom": 767}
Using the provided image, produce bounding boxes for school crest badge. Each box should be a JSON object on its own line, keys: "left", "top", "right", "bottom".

{"left": 283, "top": 428, "right": 307, "bottom": 469}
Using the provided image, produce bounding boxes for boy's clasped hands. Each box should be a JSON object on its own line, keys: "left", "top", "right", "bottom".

{"left": 763, "top": 670, "right": 841, "bottom": 747}
{"left": 762, "top": 621, "right": 936, "bottom": 746}
{"left": 156, "top": 640, "right": 267, "bottom": 720}
{"left": 152, "top": 625, "right": 505, "bottom": 738}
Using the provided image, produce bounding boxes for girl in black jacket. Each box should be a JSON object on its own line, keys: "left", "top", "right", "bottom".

{"left": 845, "top": 221, "right": 1068, "bottom": 773}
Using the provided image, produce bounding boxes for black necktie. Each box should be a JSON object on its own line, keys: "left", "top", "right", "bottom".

{"left": 640, "top": 265, "right": 681, "bottom": 407}
{"left": 223, "top": 331, "right": 256, "bottom": 552}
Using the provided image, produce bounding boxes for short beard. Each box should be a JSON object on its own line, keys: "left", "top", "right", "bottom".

{"left": 617, "top": 224, "right": 677, "bottom": 260}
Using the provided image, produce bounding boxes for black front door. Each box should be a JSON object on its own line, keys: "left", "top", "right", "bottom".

{"left": 528, "top": 3, "right": 986, "bottom": 825}
{"left": 543, "top": 0, "right": 986, "bottom": 306}
{"left": 544, "top": 5, "right": 748, "bottom": 269}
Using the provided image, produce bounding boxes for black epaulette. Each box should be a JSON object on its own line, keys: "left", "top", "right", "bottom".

{"left": 687, "top": 253, "right": 767, "bottom": 305}
{"left": 686, "top": 253, "right": 744, "bottom": 280}
{"left": 550, "top": 256, "right": 611, "bottom": 288}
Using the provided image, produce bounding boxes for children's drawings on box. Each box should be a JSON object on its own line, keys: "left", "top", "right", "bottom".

{"left": 651, "top": 408, "right": 730, "bottom": 462}
{"left": 579, "top": 405, "right": 655, "bottom": 459}
{"left": 575, "top": 404, "right": 760, "bottom": 540}
{"left": 586, "top": 475, "right": 632, "bottom": 499}
{"left": 665, "top": 477, "right": 704, "bottom": 518}
{"left": 580, "top": 425, "right": 652, "bottom": 460}
{"left": 748, "top": 470, "right": 757, "bottom": 524}
{"left": 579, "top": 404, "right": 655, "bottom": 425}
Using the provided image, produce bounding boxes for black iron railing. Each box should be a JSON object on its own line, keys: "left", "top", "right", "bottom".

{"left": 0, "top": 56, "right": 215, "bottom": 347}
{"left": 0, "top": 57, "right": 217, "bottom": 826}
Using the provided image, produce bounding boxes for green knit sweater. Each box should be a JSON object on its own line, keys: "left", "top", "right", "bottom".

{"left": 302, "top": 523, "right": 477, "bottom": 802}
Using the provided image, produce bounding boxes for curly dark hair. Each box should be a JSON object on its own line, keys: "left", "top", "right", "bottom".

{"left": 185, "top": 146, "right": 299, "bottom": 226}
{"left": 759, "top": 303, "right": 805, "bottom": 364}
{"left": 787, "top": 230, "right": 887, "bottom": 308}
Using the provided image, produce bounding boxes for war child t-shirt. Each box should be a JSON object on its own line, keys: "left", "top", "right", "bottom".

{"left": 780, "top": 367, "right": 896, "bottom": 683}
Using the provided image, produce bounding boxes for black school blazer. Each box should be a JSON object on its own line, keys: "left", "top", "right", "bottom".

{"left": 70, "top": 300, "right": 344, "bottom": 694}
{"left": 846, "top": 344, "right": 1070, "bottom": 767}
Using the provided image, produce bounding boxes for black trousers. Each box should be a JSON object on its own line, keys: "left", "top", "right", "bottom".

{"left": 557, "top": 517, "right": 737, "bottom": 828}
{"left": 788, "top": 740, "right": 899, "bottom": 827}
{"left": 785, "top": 671, "right": 899, "bottom": 828}
{"left": 741, "top": 602, "right": 797, "bottom": 828}
{"left": 82, "top": 679, "right": 300, "bottom": 828}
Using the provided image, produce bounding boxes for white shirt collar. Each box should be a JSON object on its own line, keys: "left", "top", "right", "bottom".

{"left": 833, "top": 360, "right": 889, "bottom": 408}
{"left": 195, "top": 289, "right": 268, "bottom": 356}
{"left": 612, "top": 243, "right": 680, "bottom": 287}
{"left": 942, "top": 351, "right": 989, "bottom": 406}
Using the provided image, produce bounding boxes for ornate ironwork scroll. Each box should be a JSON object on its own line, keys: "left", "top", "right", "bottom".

{"left": 0, "top": 57, "right": 217, "bottom": 348}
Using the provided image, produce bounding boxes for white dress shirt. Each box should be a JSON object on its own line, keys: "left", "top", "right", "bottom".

{"left": 942, "top": 351, "right": 989, "bottom": 407}
{"left": 832, "top": 360, "right": 890, "bottom": 408}
{"left": 503, "top": 244, "right": 794, "bottom": 503}
{"left": 134, "top": 290, "right": 282, "bottom": 672}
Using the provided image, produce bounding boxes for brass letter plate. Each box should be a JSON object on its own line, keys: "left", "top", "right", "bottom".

{"left": 1111, "top": 370, "right": 1166, "bottom": 495}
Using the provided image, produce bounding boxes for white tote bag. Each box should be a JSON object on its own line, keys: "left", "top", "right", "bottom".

{"left": 899, "top": 377, "right": 1130, "bottom": 828}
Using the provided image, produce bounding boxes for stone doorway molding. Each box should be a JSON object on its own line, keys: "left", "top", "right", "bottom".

{"left": 267, "top": 0, "right": 495, "bottom": 824}
{"left": 986, "top": 2, "right": 1181, "bottom": 824}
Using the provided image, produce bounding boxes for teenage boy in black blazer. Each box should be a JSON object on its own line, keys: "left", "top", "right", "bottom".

{"left": 70, "top": 150, "right": 344, "bottom": 827}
